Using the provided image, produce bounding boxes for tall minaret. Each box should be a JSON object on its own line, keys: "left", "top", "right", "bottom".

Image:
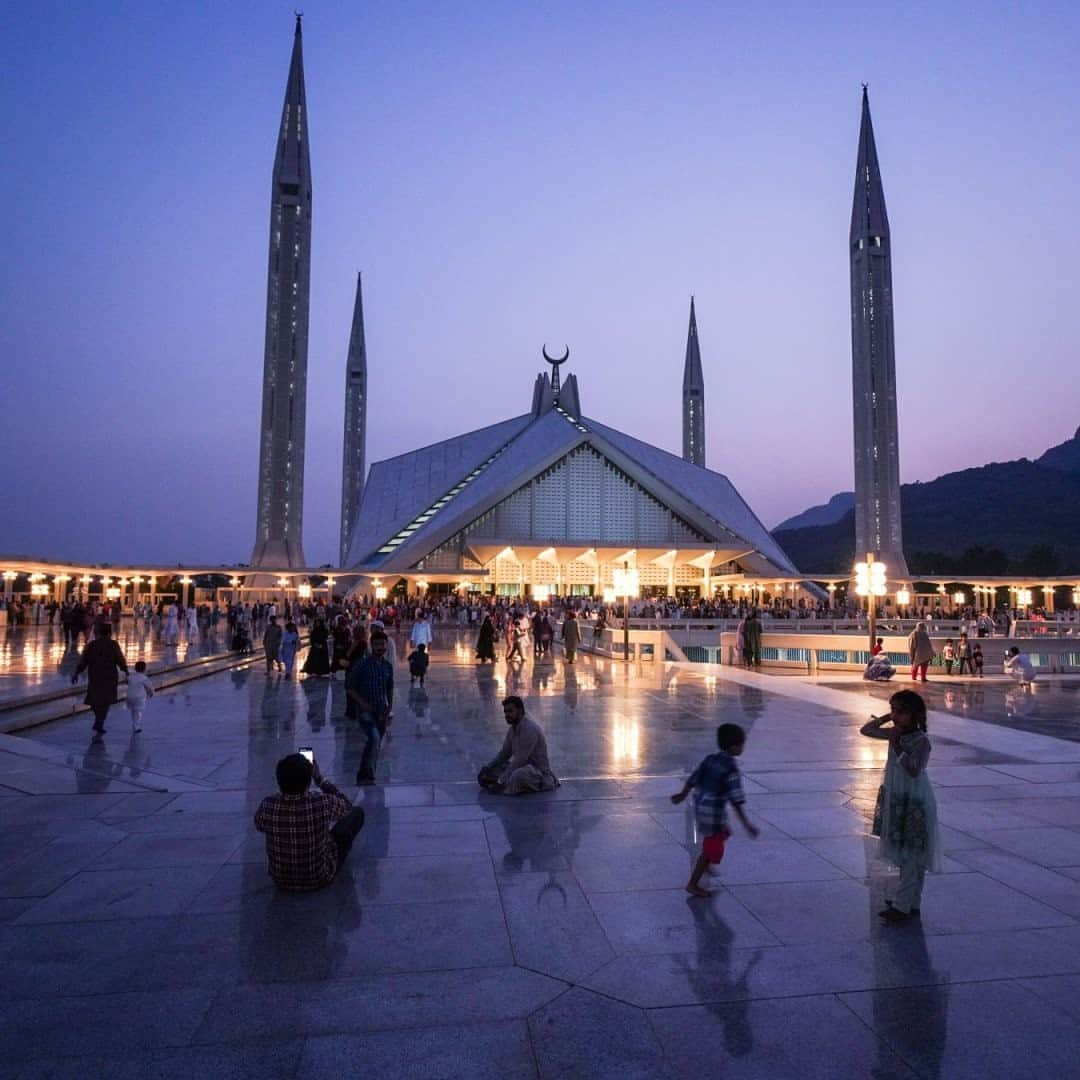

{"left": 339, "top": 272, "right": 367, "bottom": 566}
{"left": 251, "top": 15, "right": 311, "bottom": 568}
{"left": 850, "top": 87, "right": 907, "bottom": 576}
{"left": 682, "top": 296, "right": 705, "bottom": 466}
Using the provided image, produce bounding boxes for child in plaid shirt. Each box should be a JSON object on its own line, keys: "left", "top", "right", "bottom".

{"left": 672, "top": 723, "right": 759, "bottom": 898}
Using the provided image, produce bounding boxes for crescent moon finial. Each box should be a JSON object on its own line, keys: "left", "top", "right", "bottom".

{"left": 542, "top": 344, "right": 570, "bottom": 366}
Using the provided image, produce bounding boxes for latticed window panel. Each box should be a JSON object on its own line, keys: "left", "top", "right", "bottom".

{"left": 567, "top": 448, "right": 604, "bottom": 539}
{"left": 529, "top": 559, "right": 559, "bottom": 583}
{"left": 417, "top": 443, "right": 709, "bottom": 555}
{"left": 533, "top": 460, "right": 568, "bottom": 537}
{"left": 564, "top": 561, "right": 595, "bottom": 584}
{"left": 602, "top": 462, "right": 636, "bottom": 540}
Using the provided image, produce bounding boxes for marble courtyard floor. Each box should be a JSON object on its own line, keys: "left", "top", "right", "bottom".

{"left": 1, "top": 630, "right": 1080, "bottom": 1078}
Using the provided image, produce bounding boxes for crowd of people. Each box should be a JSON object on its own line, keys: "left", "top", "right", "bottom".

{"left": 38, "top": 591, "right": 970, "bottom": 928}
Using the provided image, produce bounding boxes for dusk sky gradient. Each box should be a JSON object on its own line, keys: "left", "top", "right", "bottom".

{"left": 4, "top": 1, "right": 1079, "bottom": 567}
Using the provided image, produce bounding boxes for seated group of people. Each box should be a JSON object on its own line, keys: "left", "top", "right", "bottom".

{"left": 256, "top": 695, "right": 558, "bottom": 890}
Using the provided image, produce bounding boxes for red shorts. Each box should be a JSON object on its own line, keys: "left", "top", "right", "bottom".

{"left": 702, "top": 830, "right": 730, "bottom": 864}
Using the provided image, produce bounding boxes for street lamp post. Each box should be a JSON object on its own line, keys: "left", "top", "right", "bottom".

{"left": 613, "top": 560, "right": 639, "bottom": 663}
{"left": 854, "top": 553, "right": 887, "bottom": 655}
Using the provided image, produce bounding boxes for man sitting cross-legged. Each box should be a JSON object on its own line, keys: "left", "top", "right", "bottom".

{"left": 478, "top": 695, "right": 560, "bottom": 795}
{"left": 254, "top": 753, "right": 365, "bottom": 890}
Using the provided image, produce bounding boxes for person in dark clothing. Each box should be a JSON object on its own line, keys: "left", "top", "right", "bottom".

{"left": 303, "top": 617, "right": 332, "bottom": 676}
{"left": 331, "top": 616, "right": 352, "bottom": 673}
{"left": 408, "top": 642, "right": 430, "bottom": 686}
{"left": 345, "top": 623, "right": 369, "bottom": 668}
{"left": 263, "top": 616, "right": 283, "bottom": 674}
{"left": 71, "top": 622, "right": 128, "bottom": 735}
{"left": 539, "top": 615, "right": 554, "bottom": 657}
{"left": 476, "top": 614, "right": 496, "bottom": 663}
{"left": 742, "top": 610, "right": 763, "bottom": 667}
{"left": 346, "top": 633, "right": 394, "bottom": 784}
{"left": 562, "top": 610, "right": 581, "bottom": 662}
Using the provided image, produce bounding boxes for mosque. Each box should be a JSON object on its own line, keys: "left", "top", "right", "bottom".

{"left": 343, "top": 347, "right": 802, "bottom": 599}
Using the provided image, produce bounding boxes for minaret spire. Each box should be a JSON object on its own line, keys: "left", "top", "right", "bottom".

{"left": 681, "top": 296, "right": 705, "bottom": 466}
{"left": 849, "top": 87, "right": 908, "bottom": 577}
{"left": 251, "top": 17, "right": 312, "bottom": 569}
{"left": 340, "top": 272, "right": 367, "bottom": 566}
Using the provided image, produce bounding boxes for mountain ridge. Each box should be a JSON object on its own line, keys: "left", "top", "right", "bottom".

{"left": 772, "top": 427, "right": 1080, "bottom": 575}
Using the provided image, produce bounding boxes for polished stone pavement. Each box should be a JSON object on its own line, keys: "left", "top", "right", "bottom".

{"left": 1, "top": 629, "right": 1079, "bottom": 1078}
{"left": 0, "top": 621, "right": 258, "bottom": 706}
{"left": 825, "top": 675, "right": 1080, "bottom": 744}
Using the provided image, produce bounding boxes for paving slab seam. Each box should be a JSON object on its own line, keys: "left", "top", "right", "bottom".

{"left": 830, "top": 990, "right": 928, "bottom": 1077}
{"left": 187, "top": 1000, "right": 566, "bottom": 1045}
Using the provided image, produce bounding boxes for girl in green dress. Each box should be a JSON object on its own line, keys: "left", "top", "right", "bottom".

{"left": 861, "top": 689, "right": 941, "bottom": 923}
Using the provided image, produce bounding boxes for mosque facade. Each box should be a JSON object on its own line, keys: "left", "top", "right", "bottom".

{"left": 343, "top": 360, "right": 801, "bottom": 598}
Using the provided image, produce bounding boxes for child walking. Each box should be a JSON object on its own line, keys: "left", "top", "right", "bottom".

{"left": 125, "top": 660, "right": 154, "bottom": 734}
{"left": 972, "top": 643, "right": 984, "bottom": 677}
{"left": 860, "top": 689, "right": 941, "bottom": 923}
{"left": 942, "top": 639, "right": 955, "bottom": 675}
{"left": 408, "top": 642, "right": 430, "bottom": 687}
{"left": 672, "top": 723, "right": 759, "bottom": 898}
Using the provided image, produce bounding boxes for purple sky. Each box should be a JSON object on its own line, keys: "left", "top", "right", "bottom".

{"left": 4, "top": 2, "right": 1079, "bottom": 567}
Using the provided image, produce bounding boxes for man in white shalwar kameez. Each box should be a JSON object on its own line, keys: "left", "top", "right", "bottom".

{"left": 478, "top": 696, "right": 559, "bottom": 795}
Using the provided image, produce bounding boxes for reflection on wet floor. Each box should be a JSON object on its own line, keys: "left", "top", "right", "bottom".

{"left": 0, "top": 622, "right": 268, "bottom": 705}
{"left": 824, "top": 678, "right": 1080, "bottom": 743}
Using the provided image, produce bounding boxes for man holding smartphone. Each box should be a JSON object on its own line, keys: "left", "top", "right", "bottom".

{"left": 346, "top": 631, "right": 394, "bottom": 784}
{"left": 254, "top": 753, "right": 365, "bottom": 890}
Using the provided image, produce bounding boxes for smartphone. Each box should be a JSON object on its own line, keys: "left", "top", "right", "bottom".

{"left": 298, "top": 746, "right": 314, "bottom": 763}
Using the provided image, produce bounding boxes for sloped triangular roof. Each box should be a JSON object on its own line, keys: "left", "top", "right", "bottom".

{"left": 344, "top": 413, "right": 534, "bottom": 567}
{"left": 346, "top": 406, "right": 799, "bottom": 576}
{"left": 582, "top": 418, "right": 798, "bottom": 574}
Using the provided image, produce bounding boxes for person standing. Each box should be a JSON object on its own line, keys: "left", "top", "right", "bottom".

{"left": 956, "top": 633, "right": 973, "bottom": 676}
{"left": 71, "top": 622, "right": 128, "bottom": 736}
{"left": 263, "top": 615, "right": 283, "bottom": 674}
{"left": 562, "top": 609, "right": 580, "bottom": 663}
{"left": 539, "top": 614, "right": 554, "bottom": 657}
{"left": 346, "top": 632, "right": 394, "bottom": 784}
{"left": 345, "top": 623, "right": 369, "bottom": 669}
{"left": 743, "top": 609, "right": 763, "bottom": 667}
{"left": 331, "top": 616, "right": 352, "bottom": 673}
{"left": 280, "top": 621, "right": 300, "bottom": 679}
{"left": 407, "top": 642, "right": 430, "bottom": 687}
{"left": 907, "top": 624, "right": 935, "bottom": 682}
{"left": 860, "top": 690, "right": 941, "bottom": 923}
{"left": 941, "top": 639, "right": 955, "bottom": 675}
{"left": 125, "top": 660, "right": 154, "bottom": 734}
{"left": 163, "top": 603, "right": 180, "bottom": 645}
{"left": 506, "top": 620, "right": 525, "bottom": 663}
{"left": 531, "top": 611, "right": 543, "bottom": 658}
{"left": 303, "top": 617, "right": 331, "bottom": 677}
{"left": 476, "top": 613, "right": 496, "bottom": 663}
{"left": 410, "top": 611, "right": 433, "bottom": 654}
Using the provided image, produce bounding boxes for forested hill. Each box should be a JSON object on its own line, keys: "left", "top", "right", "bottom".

{"left": 772, "top": 428, "right": 1080, "bottom": 575}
